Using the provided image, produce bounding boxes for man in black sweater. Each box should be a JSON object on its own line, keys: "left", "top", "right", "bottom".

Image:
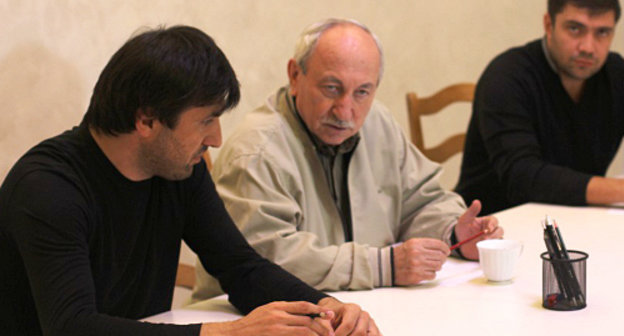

{"left": 457, "top": 0, "right": 624, "bottom": 215}
{"left": 0, "top": 25, "right": 379, "bottom": 336}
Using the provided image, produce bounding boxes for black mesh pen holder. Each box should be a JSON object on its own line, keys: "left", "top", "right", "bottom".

{"left": 541, "top": 250, "right": 588, "bottom": 311}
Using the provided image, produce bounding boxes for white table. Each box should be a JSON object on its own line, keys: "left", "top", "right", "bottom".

{"left": 145, "top": 203, "right": 624, "bottom": 335}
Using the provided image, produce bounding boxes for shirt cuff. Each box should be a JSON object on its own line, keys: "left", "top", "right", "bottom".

{"left": 368, "top": 246, "right": 393, "bottom": 287}
{"left": 443, "top": 220, "right": 456, "bottom": 246}
{"left": 447, "top": 224, "right": 466, "bottom": 259}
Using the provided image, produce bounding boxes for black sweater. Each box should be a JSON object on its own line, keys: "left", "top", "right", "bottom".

{"left": 0, "top": 124, "right": 327, "bottom": 335}
{"left": 456, "top": 39, "right": 624, "bottom": 215}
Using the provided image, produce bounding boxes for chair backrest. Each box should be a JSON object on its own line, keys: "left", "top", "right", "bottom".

{"left": 174, "top": 151, "right": 212, "bottom": 290}
{"left": 405, "top": 83, "right": 475, "bottom": 163}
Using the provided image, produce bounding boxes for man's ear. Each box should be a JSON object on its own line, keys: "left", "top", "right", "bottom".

{"left": 544, "top": 13, "right": 554, "bottom": 39}
{"left": 135, "top": 108, "right": 157, "bottom": 138}
{"left": 287, "top": 59, "right": 301, "bottom": 96}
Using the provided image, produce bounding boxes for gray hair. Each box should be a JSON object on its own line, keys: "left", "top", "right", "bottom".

{"left": 293, "top": 18, "right": 385, "bottom": 83}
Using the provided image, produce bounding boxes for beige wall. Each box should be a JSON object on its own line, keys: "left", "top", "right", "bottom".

{"left": 2, "top": 0, "right": 624, "bottom": 189}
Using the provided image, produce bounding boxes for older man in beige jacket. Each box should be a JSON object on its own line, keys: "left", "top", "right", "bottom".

{"left": 192, "top": 18, "right": 502, "bottom": 301}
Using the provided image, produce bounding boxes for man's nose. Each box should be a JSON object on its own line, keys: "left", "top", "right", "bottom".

{"left": 332, "top": 94, "right": 354, "bottom": 120}
{"left": 578, "top": 33, "right": 596, "bottom": 56}
{"left": 204, "top": 119, "right": 222, "bottom": 148}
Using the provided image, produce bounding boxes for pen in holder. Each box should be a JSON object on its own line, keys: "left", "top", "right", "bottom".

{"left": 541, "top": 216, "right": 587, "bottom": 311}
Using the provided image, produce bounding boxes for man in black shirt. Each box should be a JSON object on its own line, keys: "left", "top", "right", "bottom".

{"left": 457, "top": 0, "right": 624, "bottom": 215}
{"left": 0, "top": 25, "right": 379, "bottom": 336}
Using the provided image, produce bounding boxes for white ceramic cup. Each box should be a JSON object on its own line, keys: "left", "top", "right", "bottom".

{"left": 476, "top": 239, "right": 523, "bottom": 282}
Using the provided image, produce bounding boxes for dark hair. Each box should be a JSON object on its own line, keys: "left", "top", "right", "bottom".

{"left": 548, "top": 0, "right": 621, "bottom": 22}
{"left": 84, "top": 25, "right": 240, "bottom": 135}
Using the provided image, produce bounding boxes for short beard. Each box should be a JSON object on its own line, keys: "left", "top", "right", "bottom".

{"left": 138, "top": 132, "right": 194, "bottom": 181}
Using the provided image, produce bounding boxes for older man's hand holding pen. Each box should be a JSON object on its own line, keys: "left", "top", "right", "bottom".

{"left": 393, "top": 199, "right": 503, "bottom": 285}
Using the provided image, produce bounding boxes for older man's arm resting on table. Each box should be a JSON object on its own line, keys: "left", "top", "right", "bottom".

{"left": 207, "top": 153, "right": 396, "bottom": 291}
{"left": 393, "top": 200, "right": 502, "bottom": 285}
{"left": 389, "top": 133, "right": 503, "bottom": 285}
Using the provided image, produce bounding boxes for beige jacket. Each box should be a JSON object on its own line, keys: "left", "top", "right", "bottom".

{"left": 192, "top": 87, "right": 466, "bottom": 301}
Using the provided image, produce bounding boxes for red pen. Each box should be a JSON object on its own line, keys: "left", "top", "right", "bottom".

{"left": 450, "top": 229, "right": 489, "bottom": 250}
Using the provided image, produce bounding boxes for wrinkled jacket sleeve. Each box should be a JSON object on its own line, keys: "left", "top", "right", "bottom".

{"left": 395, "top": 126, "right": 467, "bottom": 242}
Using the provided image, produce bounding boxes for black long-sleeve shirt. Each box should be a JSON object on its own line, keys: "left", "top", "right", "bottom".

{"left": 456, "top": 39, "right": 624, "bottom": 215}
{"left": 0, "top": 123, "right": 327, "bottom": 335}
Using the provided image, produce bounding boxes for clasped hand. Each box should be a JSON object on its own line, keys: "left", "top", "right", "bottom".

{"left": 200, "top": 297, "right": 381, "bottom": 336}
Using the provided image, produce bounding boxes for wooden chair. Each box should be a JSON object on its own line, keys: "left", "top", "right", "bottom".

{"left": 174, "top": 151, "right": 212, "bottom": 290}
{"left": 406, "top": 83, "right": 475, "bottom": 163}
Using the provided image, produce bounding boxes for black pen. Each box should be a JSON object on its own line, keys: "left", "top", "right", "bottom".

{"left": 552, "top": 219, "right": 585, "bottom": 305}
{"left": 545, "top": 216, "right": 564, "bottom": 259}
{"left": 543, "top": 218, "right": 572, "bottom": 301}
{"left": 554, "top": 222, "right": 570, "bottom": 259}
